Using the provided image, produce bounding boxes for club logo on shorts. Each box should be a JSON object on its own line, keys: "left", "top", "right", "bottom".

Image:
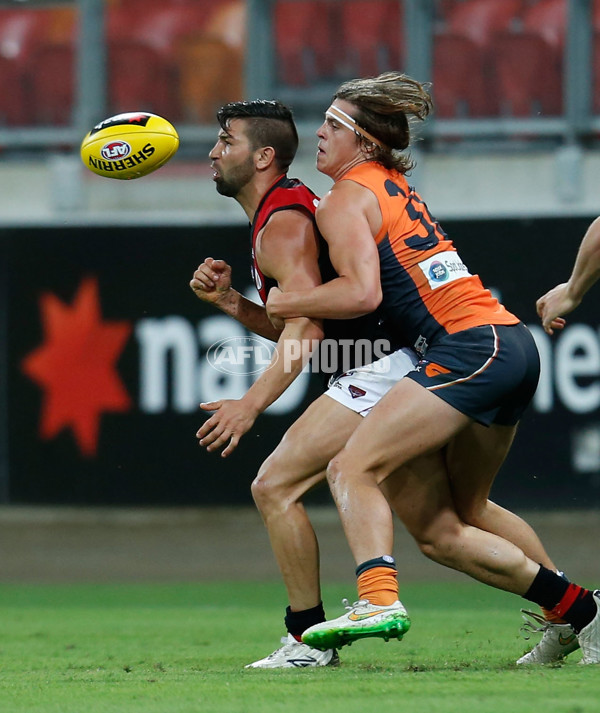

{"left": 425, "top": 362, "right": 451, "bottom": 378}
{"left": 101, "top": 140, "right": 132, "bottom": 161}
{"left": 348, "top": 384, "right": 367, "bottom": 399}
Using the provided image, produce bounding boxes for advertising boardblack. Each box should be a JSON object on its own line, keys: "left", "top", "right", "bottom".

{"left": 1, "top": 217, "right": 599, "bottom": 508}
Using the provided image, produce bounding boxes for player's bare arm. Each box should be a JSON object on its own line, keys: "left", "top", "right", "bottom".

{"left": 197, "top": 210, "right": 325, "bottom": 457}
{"left": 190, "top": 257, "right": 282, "bottom": 342}
{"left": 536, "top": 216, "right": 600, "bottom": 335}
{"left": 266, "top": 181, "right": 382, "bottom": 323}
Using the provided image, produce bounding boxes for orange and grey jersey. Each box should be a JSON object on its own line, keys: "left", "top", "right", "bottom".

{"left": 339, "top": 163, "right": 519, "bottom": 354}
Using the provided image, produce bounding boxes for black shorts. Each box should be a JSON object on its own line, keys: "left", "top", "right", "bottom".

{"left": 406, "top": 322, "right": 540, "bottom": 426}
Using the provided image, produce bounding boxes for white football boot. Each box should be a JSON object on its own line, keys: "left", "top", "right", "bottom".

{"left": 302, "top": 598, "right": 410, "bottom": 651}
{"left": 577, "top": 590, "right": 600, "bottom": 665}
{"left": 245, "top": 633, "right": 339, "bottom": 669}
{"left": 517, "top": 609, "right": 579, "bottom": 665}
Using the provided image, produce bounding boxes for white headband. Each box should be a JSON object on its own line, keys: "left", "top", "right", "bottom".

{"left": 325, "top": 105, "right": 389, "bottom": 150}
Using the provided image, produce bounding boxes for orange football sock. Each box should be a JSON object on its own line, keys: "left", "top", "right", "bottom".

{"left": 357, "top": 566, "right": 398, "bottom": 606}
{"left": 542, "top": 606, "right": 567, "bottom": 624}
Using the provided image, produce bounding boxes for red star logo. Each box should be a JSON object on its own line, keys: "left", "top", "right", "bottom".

{"left": 21, "top": 277, "right": 132, "bottom": 457}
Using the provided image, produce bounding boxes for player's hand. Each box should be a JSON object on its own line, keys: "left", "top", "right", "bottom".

{"left": 536, "top": 282, "right": 577, "bottom": 335}
{"left": 190, "top": 258, "right": 232, "bottom": 305}
{"left": 196, "top": 399, "right": 260, "bottom": 458}
{"left": 266, "top": 286, "right": 285, "bottom": 331}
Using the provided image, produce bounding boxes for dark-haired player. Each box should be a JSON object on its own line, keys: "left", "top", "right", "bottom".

{"left": 191, "top": 100, "right": 416, "bottom": 668}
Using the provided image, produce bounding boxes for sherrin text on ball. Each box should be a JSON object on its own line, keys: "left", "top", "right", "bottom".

{"left": 80, "top": 112, "right": 179, "bottom": 180}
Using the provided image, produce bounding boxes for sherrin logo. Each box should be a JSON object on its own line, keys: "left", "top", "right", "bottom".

{"left": 101, "top": 140, "right": 131, "bottom": 161}
{"left": 88, "top": 142, "right": 156, "bottom": 173}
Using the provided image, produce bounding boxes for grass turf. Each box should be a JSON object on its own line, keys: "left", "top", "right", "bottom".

{"left": 0, "top": 581, "right": 596, "bottom": 713}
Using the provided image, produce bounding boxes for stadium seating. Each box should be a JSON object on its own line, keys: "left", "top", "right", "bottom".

{"left": 0, "top": 55, "right": 28, "bottom": 125}
{"left": 107, "top": 42, "right": 179, "bottom": 119}
{"left": 107, "top": 1, "right": 211, "bottom": 57}
{"left": 176, "top": 1, "right": 245, "bottom": 122}
{"left": 24, "top": 1, "right": 222, "bottom": 125}
{"left": 489, "top": 33, "right": 563, "bottom": 116}
{"left": 521, "top": 0, "right": 567, "bottom": 48}
{"left": 27, "top": 43, "right": 75, "bottom": 125}
{"left": 432, "top": 0, "right": 523, "bottom": 117}
{"left": 274, "top": 1, "right": 334, "bottom": 85}
{"left": 432, "top": 35, "right": 494, "bottom": 117}
{"left": 488, "top": 0, "right": 566, "bottom": 117}
{"left": 339, "top": 1, "right": 403, "bottom": 78}
{"left": 440, "top": 0, "right": 524, "bottom": 45}
{"left": 27, "top": 39, "right": 179, "bottom": 125}
{"left": 0, "top": 8, "right": 51, "bottom": 124}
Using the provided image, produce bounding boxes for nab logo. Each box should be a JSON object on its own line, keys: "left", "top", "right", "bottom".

{"left": 101, "top": 140, "right": 131, "bottom": 161}
{"left": 428, "top": 261, "right": 448, "bottom": 282}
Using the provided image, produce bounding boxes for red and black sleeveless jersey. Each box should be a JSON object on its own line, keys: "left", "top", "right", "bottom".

{"left": 250, "top": 175, "right": 320, "bottom": 303}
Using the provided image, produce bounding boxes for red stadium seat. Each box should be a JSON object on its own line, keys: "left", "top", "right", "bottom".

{"left": 521, "top": 0, "right": 566, "bottom": 49}
{"left": 108, "top": 42, "right": 181, "bottom": 120}
{"left": 434, "top": 1, "right": 458, "bottom": 23}
{"left": 0, "top": 8, "right": 48, "bottom": 63}
{"left": 432, "top": 34, "right": 495, "bottom": 117}
{"left": 27, "top": 40, "right": 181, "bottom": 125}
{"left": 442, "top": 0, "right": 524, "bottom": 45}
{"left": 488, "top": 0, "right": 565, "bottom": 117}
{"left": 588, "top": 1, "right": 600, "bottom": 113}
{"left": 27, "top": 43, "right": 74, "bottom": 125}
{"left": 0, "top": 8, "right": 50, "bottom": 124}
{"left": 340, "top": 1, "right": 403, "bottom": 77}
{"left": 432, "top": 0, "right": 523, "bottom": 117}
{"left": 107, "top": 1, "right": 213, "bottom": 57}
{"left": 0, "top": 55, "right": 29, "bottom": 125}
{"left": 488, "top": 33, "right": 563, "bottom": 117}
{"left": 274, "top": 1, "right": 334, "bottom": 85}
{"left": 175, "top": 1, "right": 245, "bottom": 123}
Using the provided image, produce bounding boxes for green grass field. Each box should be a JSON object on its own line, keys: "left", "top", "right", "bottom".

{"left": 0, "top": 580, "right": 596, "bottom": 713}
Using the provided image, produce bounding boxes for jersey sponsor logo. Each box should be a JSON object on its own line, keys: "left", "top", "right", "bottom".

{"left": 425, "top": 362, "right": 451, "bottom": 378}
{"left": 348, "top": 384, "right": 366, "bottom": 399}
{"left": 418, "top": 250, "right": 471, "bottom": 290}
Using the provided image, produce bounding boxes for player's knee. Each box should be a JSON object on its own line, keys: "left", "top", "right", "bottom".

{"left": 250, "top": 461, "right": 278, "bottom": 512}
{"left": 326, "top": 453, "right": 345, "bottom": 489}
{"left": 251, "top": 454, "right": 295, "bottom": 513}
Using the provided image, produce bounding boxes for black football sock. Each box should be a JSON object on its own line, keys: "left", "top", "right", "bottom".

{"left": 524, "top": 565, "right": 597, "bottom": 634}
{"left": 285, "top": 602, "right": 326, "bottom": 640}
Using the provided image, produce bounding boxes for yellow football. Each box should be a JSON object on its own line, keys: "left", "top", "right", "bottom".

{"left": 80, "top": 112, "right": 179, "bottom": 180}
